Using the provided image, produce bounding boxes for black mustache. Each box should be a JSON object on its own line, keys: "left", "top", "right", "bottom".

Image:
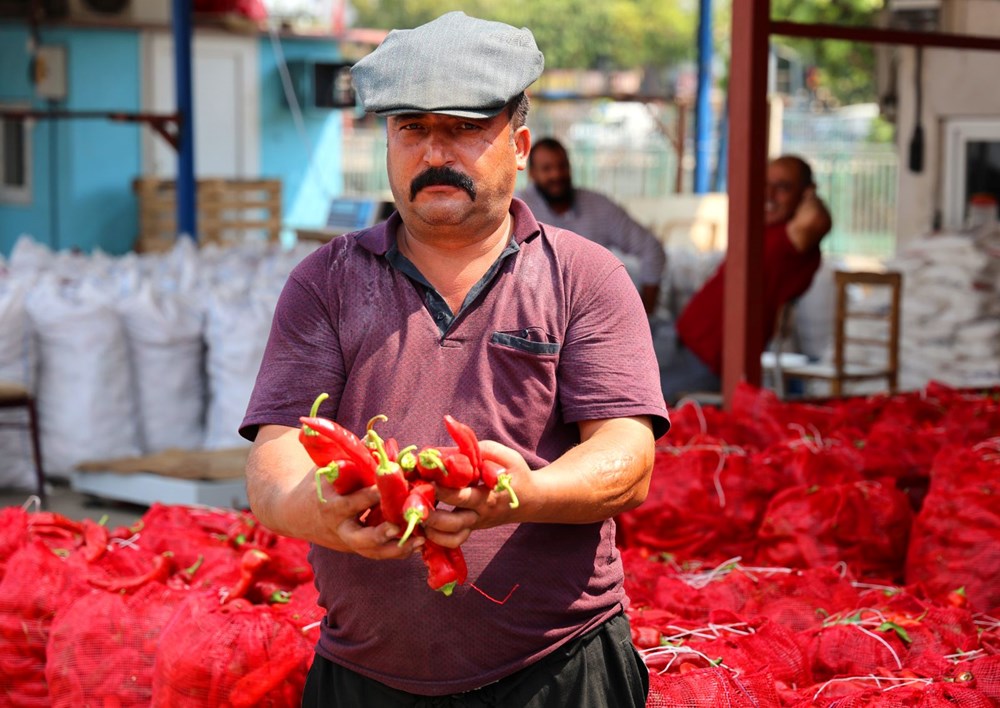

{"left": 409, "top": 167, "right": 477, "bottom": 201}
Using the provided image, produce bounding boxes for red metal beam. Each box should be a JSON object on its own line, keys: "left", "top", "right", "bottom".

{"left": 722, "top": 0, "right": 771, "bottom": 407}
{"left": 770, "top": 20, "right": 1000, "bottom": 52}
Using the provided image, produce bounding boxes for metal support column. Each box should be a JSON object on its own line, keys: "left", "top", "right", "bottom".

{"left": 722, "top": 0, "right": 771, "bottom": 407}
{"left": 693, "top": 0, "right": 714, "bottom": 194}
{"left": 172, "top": 0, "right": 196, "bottom": 240}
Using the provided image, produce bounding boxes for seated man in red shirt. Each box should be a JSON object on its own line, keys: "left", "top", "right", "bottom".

{"left": 661, "top": 155, "right": 832, "bottom": 404}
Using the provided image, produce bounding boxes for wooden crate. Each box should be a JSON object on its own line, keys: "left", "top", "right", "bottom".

{"left": 134, "top": 178, "right": 283, "bottom": 252}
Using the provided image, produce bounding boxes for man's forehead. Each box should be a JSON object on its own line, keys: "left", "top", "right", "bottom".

{"left": 768, "top": 160, "right": 804, "bottom": 183}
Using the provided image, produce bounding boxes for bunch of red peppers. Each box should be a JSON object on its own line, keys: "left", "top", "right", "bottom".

{"left": 299, "top": 394, "right": 519, "bottom": 596}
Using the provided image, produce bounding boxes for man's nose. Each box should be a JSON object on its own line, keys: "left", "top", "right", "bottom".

{"left": 423, "top": 132, "right": 453, "bottom": 166}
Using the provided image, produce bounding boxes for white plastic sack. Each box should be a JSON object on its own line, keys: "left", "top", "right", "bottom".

{"left": 25, "top": 275, "right": 141, "bottom": 477}
{"left": 118, "top": 281, "right": 205, "bottom": 453}
{"left": 203, "top": 287, "right": 275, "bottom": 450}
{"left": 0, "top": 280, "right": 39, "bottom": 491}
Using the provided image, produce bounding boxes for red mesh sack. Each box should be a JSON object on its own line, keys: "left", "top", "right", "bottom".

{"left": 794, "top": 681, "right": 993, "bottom": 708}
{"left": 740, "top": 567, "right": 861, "bottom": 633}
{"left": 920, "top": 683, "right": 997, "bottom": 707}
{"left": 937, "top": 387, "right": 1000, "bottom": 446}
{"left": 262, "top": 581, "right": 324, "bottom": 646}
{"left": 665, "top": 394, "right": 774, "bottom": 452}
{"left": 645, "top": 665, "right": 779, "bottom": 707}
{"left": 618, "top": 440, "right": 776, "bottom": 562}
{"left": 803, "top": 622, "right": 910, "bottom": 682}
{"left": 926, "top": 443, "right": 1000, "bottom": 497}
{"left": 682, "top": 610, "right": 812, "bottom": 688}
{"left": 752, "top": 436, "right": 864, "bottom": 489}
{"left": 46, "top": 582, "right": 187, "bottom": 708}
{"left": 755, "top": 480, "right": 913, "bottom": 582}
{"left": 905, "top": 473, "right": 1000, "bottom": 613}
{"left": 0, "top": 505, "right": 29, "bottom": 578}
{"left": 650, "top": 566, "right": 761, "bottom": 623}
{"left": 0, "top": 540, "right": 89, "bottom": 707}
{"left": 621, "top": 548, "right": 672, "bottom": 609}
{"left": 151, "top": 595, "right": 313, "bottom": 707}
{"left": 950, "top": 655, "right": 1000, "bottom": 702}
{"left": 842, "top": 411, "right": 946, "bottom": 483}
{"left": 138, "top": 503, "right": 244, "bottom": 570}
{"left": 874, "top": 596, "right": 981, "bottom": 679}
{"left": 729, "top": 382, "right": 793, "bottom": 448}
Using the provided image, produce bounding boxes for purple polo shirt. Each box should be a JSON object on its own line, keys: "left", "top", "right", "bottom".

{"left": 241, "top": 199, "right": 668, "bottom": 696}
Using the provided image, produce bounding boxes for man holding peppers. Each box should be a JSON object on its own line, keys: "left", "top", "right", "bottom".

{"left": 241, "top": 11, "right": 669, "bottom": 707}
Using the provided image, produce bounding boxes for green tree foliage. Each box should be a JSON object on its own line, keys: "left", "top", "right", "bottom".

{"left": 349, "top": 0, "right": 698, "bottom": 70}
{"left": 770, "top": 0, "right": 885, "bottom": 106}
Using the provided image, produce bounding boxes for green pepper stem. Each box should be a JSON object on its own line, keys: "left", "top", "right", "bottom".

{"left": 398, "top": 508, "right": 422, "bottom": 546}
{"left": 314, "top": 463, "right": 340, "bottom": 503}
{"left": 309, "top": 393, "right": 330, "bottom": 418}
{"left": 439, "top": 581, "right": 457, "bottom": 597}
{"left": 417, "top": 448, "right": 446, "bottom": 472}
{"left": 366, "top": 414, "right": 389, "bottom": 432}
{"left": 498, "top": 474, "right": 520, "bottom": 509}
{"left": 397, "top": 445, "right": 418, "bottom": 472}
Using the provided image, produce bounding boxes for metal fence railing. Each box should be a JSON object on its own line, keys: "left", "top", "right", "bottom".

{"left": 793, "top": 144, "right": 898, "bottom": 259}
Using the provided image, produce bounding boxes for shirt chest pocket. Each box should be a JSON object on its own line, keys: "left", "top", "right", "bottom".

{"left": 489, "top": 328, "right": 561, "bottom": 355}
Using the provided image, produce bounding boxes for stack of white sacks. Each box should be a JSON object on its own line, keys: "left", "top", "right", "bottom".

{"left": 888, "top": 227, "right": 1000, "bottom": 391}
{"left": 0, "top": 235, "right": 322, "bottom": 490}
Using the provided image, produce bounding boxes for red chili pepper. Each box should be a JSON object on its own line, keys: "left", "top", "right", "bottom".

{"left": 299, "top": 393, "right": 378, "bottom": 478}
{"left": 398, "top": 482, "right": 436, "bottom": 545}
{"left": 89, "top": 552, "right": 174, "bottom": 593}
{"left": 480, "top": 459, "right": 520, "bottom": 509}
{"left": 222, "top": 548, "right": 270, "bottom": 604}
{"left": 81, "top": 518, "right": 109, "bottom": 562}
{"left": 444, "top": 414, "right": 483, "bottom": 474}
{"left": 367, "top": 418, "right": 410, "bottom": 528}
{"left": 631, "top": 625, "right": 663, "bottom": 649}
{"left": 414, "top": 447, "right": 477, "bottom": 488}
{"left": 228, "top": 641, "right": 305, "bottom": 708}
{"left": 315, "top": 458, "right": 375, "bottom": 502}
{"left": 421, "top": 539, "right": 467, "bottom": 596}
{"left": 383, "top": 437, "right": 400, "bottom": 462}
{"left": 248, "top": 580, "right": 292, "bottom": 605}
{"left": 947, "top": 586, "right": 968, "bottom": 609}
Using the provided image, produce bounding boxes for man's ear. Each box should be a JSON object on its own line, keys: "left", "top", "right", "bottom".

{"left": 514, "top": 126, "right": 531, "bottom": 171}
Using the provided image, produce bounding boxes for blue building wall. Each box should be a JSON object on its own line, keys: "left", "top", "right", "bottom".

{"left": 257, "top": 36, "right": 345, "bottom": 233}
{"left": 0, "top": 25, "right": 141, "bottom": 256}
{"left": 0, "top": 25, "right": 347, "bottom": 258}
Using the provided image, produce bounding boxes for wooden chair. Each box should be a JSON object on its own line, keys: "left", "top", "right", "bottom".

{"left": 0, "top": 381, "right": 46, "bottom": 504}
{"left": 778, "top": 270, "right": 903, "bottom": 398}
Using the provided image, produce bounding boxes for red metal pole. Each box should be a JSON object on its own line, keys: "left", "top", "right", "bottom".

{"left": 722, "top": 0, "right": 771, "bottom": 408}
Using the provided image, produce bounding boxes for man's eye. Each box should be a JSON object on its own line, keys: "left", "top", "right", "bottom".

{"left": 459, "top": 122, "right": 482, "bottom": 131}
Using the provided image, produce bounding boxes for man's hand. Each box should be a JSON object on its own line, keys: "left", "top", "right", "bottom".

{"left": 247, "top": 425, "right": 423, "bottom": 560}
{"left": 786, "top": 186, "right": 832, "bottom": 252}
{"left": 312, "top": 478, "right": 424, "bottom": 560}
{"left": 426, "top": 440, "right": 529, "bottom": 547}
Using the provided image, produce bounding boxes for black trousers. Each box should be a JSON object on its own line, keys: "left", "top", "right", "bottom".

{"left": 301, "top": 612, "right": 649, "bottom": 708}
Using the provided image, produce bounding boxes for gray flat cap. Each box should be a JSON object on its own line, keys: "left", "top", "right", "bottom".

{"left": 351, "top": 11, "right": 544, "bottom": 119}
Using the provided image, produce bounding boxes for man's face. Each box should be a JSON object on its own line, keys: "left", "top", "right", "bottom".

{"left": 385, "top": 112, "right": 529, "bottom": 233}
{"left": 765, "top": 159, "right": 807, "bottom": 226}
{"left": 528, "top": 145, "right": 573, "bottom": 204}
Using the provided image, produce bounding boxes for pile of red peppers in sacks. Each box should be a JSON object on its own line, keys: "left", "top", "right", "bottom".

{"left": 298, "top": 394, "right": 519, "bottom": 597}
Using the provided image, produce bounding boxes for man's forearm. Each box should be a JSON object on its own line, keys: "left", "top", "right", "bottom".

{"left": 516, "top": 417, "right": 655, "bottom": 525}
{"left": 246, "top": 426, "right": 349, "bottom": 550}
